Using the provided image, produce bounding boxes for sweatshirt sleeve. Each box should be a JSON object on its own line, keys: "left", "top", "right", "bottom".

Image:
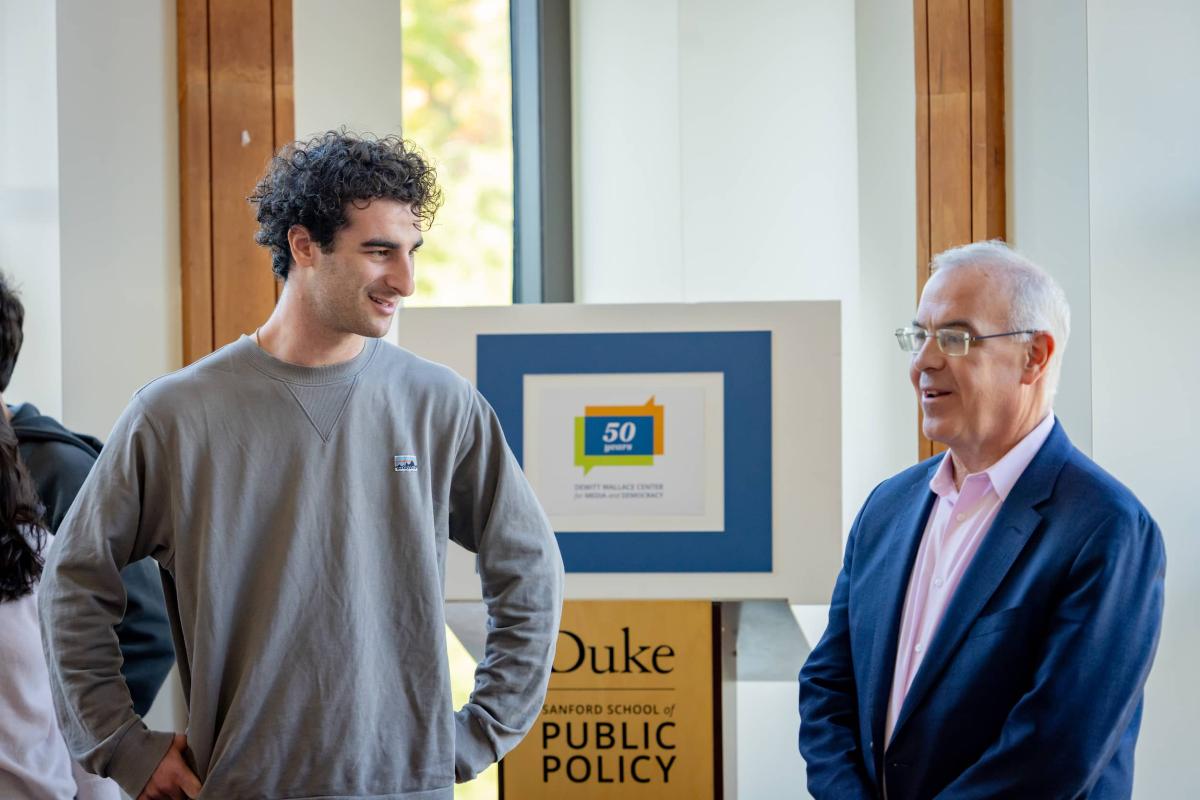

{"left": 24, "top": 437, "right": 175, "bottom": 717}
{"left": 37, "top": 396, "right": 177, "bottom": 796}
{"left": 447, "top": 389, "right": 565, "bottom": 782}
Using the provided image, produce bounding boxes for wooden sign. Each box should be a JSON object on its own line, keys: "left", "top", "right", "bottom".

{"left": 501, "top": 600, "right": 718, "bottom": 798}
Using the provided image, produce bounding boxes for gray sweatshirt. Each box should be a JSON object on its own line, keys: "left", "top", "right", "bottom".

{"left": 38, "top": 335, "right": 564, "bottom": 799}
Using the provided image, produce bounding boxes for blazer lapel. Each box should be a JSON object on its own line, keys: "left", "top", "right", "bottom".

{"left": 888, "top": 421, "right": 1073, "bottom": 743}
{"left": 865, "top": 460, "right": 941, "bottom": 760}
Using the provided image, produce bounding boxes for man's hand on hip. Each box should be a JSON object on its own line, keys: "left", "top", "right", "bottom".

{"left": 137, "top": 734, "right": 203, "bottom": 800}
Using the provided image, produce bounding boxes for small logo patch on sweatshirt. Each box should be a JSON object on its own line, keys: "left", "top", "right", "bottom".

{"left": 394, "top": 454, "right": 419, "bottom": 472}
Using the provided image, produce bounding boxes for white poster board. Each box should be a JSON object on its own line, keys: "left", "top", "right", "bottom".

{"left": 523, "top": 371, "right": 725, "bottom": 532}
{"left": 395, "top": 301, "right": 841, "bottom": 603}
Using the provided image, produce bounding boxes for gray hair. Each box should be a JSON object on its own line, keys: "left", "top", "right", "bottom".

{"left": 931, "top": 240, "right": 1071, "bottom": 396}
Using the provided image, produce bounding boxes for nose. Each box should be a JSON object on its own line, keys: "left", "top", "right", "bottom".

{"left": 389, "top": 253, "right": 416, "bottom": 297}
{"left": 911, "top": 332, "right": 944, "bottom": 374}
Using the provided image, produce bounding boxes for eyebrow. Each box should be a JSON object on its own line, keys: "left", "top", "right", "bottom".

{"left": 911, "top": 319, "right": 978, "bottom": 331}
{"left": 360, "top": 238, "right": 423, "bottom": 250}
{"left": 360, "top": 238, "right": 400, "bottom": 250}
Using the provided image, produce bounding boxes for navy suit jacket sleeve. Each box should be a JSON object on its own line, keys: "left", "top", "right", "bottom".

{"left": 798, "top": 491, "right": 878, "bottom": 800}
{"left": 933, "top": 506, "right": 1165, "bottom": 799}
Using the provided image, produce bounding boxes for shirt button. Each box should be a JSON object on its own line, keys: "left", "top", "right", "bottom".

{"left": 956, "top": 512, "right": 966, "bottom": 522}
{"left": 914, "top": 643, "right": 924, "bottom": 653}
{"left": 934, "top": 577, "right": 944, "bottom": 588}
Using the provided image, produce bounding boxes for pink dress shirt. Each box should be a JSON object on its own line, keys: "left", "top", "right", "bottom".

{"left": 884, "top": 413, "right": 1055, "bottom": 746}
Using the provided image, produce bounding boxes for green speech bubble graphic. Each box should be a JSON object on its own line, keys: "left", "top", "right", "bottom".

{"left": 574, "top": 417, "right": 653, "bottom": 475}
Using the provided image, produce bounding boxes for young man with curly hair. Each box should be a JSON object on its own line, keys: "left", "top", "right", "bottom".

{"left": 39, "top": 132, "right": 564, "bottom": 800}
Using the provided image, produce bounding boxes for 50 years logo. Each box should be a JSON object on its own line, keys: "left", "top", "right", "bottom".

{"left": 574, "top": 397, "right": 665, "bottom": 474}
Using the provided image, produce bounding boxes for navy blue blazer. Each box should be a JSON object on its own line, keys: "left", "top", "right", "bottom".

{"left": 798, "top": 421, "right": 1165, "bottom": 799}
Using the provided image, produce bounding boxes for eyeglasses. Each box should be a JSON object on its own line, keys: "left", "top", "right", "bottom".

{"left": 894, "top": 326, "right": 1039, "bottom": 357}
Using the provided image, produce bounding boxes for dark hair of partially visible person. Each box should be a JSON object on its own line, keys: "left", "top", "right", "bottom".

{"left": 0, "top": 414, "right": 45, "bottom": 603}
{"left": 0, "top": 271, "right": 26, "bottom": 393}
{"left": 249, "top": 130, "right": 444, "bottom": 280}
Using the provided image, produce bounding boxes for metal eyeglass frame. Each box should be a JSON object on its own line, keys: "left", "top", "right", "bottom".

{"left": 893, "top": 326, "right": 1040, "bottom": 357}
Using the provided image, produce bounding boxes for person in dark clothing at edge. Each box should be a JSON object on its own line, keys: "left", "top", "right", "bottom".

{"left": 0, "top": 272, "right": 174, "bottom": 716}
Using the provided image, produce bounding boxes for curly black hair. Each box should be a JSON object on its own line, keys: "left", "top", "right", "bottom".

{"left": 0, "top": 413, "right": 46, "bottom": 603}
{"left": 249, "top": 131, "right": 444, "bottom": 280}
{"left": 0, "top": 272, "right": 25, "bottom": 393}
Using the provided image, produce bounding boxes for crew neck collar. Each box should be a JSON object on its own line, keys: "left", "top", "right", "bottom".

{"left": 235, "top": 334, "right": 380, "bottom": 385}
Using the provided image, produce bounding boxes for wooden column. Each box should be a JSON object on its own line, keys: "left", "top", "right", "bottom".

{"left": 913, "top": 0, "right": 1005, "bottom": 460}
{"left": 177, "top": 0, "right": 294, "bottom": 364}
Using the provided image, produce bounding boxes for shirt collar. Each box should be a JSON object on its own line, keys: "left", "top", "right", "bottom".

{"left": 928, "top": 413, "right": 1056, "bottom": 501}
{"left": 928, "top": 452, "right": 960, "bottom": 499}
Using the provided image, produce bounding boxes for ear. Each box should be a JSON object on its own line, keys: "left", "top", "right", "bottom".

{"left": 1020, "top": 331, "right": 1056, "bottom": 386}
{"left": 287, "top": 225, "right": 320, "bottom": 270}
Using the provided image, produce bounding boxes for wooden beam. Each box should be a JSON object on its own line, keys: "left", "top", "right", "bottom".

{"left": 914, "top": 0, "right": 932, "bottom": 460}
{"left": 913, "top": 0, "right": 1005, "bottom": 461}
{"left": 271, "top": 0, "right": 295, "bottom": 152}
{"left": 914, "top": 0, "right": 931, "bottom": 304}
{"left": 177, "top": 0, "right": 213, "bottom": 365}
{"left": 927, "top": 0, "right": 973, "bottom": 259}
{"left": 271, "top": 0, "right": 293, "bottom": 302}
{"left": 207, "top": 0, "right": 280, "bottom": 349}
{"left": 969, "top": 0, "right": 1005, "bottom": 242}
{"left": 177, "top": 0, "right": 292, "bottom": 359}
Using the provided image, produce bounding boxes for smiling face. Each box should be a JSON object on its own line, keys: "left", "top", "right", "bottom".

{"left": 911, "top": 264, "right": 1051, "bottom": 472}
{"left": 303, "top": 199, "right": 423, "bottom": 340}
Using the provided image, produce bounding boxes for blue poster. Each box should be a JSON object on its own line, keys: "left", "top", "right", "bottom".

{"left": 477, "top": 331, "right": 772, "bottom": 573}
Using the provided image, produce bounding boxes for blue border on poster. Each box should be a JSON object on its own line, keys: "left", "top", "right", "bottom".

{"left": 476, "top": 331, "right": 772, "bottom": 573}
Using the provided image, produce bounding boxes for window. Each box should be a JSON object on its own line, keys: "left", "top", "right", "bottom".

{"left": 401, "top": 0, "right": 515, "bottom": 307}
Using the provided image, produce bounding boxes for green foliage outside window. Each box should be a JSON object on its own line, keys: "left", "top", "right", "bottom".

{"left": 402, "top": 0, "right": 514, "bottom": 309}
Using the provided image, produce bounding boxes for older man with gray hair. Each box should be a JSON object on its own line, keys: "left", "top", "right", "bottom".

{"left": 799, "top": 240, "right": 1165, "bottom": 799}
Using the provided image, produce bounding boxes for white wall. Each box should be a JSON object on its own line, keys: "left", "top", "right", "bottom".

{"left": 1086, "top": 3, "right": 1200, "bottom": 796}
{"left": 1007, "top": 0, "right": 1092, "bottom": 453}
{"left": 0, "top": 0, "right": 63, "bottom": 419}
{"left": 571, "top": 0, "right": 683, "bottom": 302}
{"left": 1010, "top": 2, "right": 1200, "bottom": 795}
{"left": 2, "top": 0, "right": 181, "bottom": 439}
{"left": 573, "top": 0, "right": 860, "bottom": 309}
{"left": 849, "top": 0, "right": 920, "bottom": 527}
{"left": 56, "top": 0, "right": 182, "bottom": 438}
{"left": 293, "top": 0, "right": 404, "bottom": 141}
{"left": 675, "top": 0, "right": 860, "bottom": 306}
